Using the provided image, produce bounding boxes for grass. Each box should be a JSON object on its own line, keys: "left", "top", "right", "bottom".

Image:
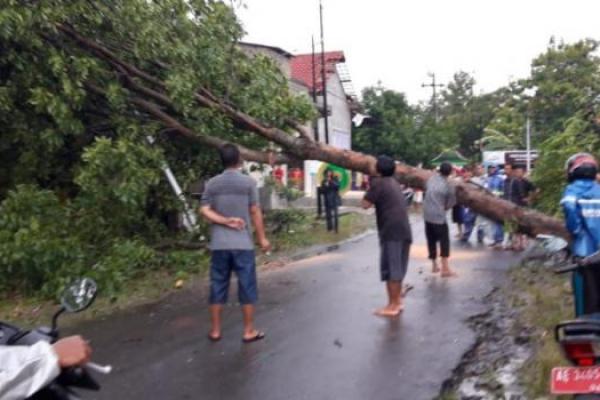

{"left": 0, "top": 210, "right": 373, "bottom": 328}
{"left": 263, "top": 211, "right": 373, "bottom": 255}
{"left": 508, "top": 261, "right": 574, "bottom": 399}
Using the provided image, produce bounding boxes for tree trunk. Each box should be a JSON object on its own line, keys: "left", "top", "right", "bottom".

{"left": 282, "top": 138, "right": 570, "bottom": 240}
{"left": 52, "top": 25, "right": 569, "bottom": 240}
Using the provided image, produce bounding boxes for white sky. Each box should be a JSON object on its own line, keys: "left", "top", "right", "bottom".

{"left": 235, "top": 0, "right": 600, "bottom": 103}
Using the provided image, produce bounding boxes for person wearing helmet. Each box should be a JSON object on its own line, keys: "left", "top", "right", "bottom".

{"left": 561, "top": 153, "right": 600, "bottom": 316}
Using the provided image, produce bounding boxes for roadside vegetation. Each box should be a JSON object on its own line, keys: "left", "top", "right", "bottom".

{"left": 0, "top": 209, "right": 373, "bottom": 327}
{"left": 508, "top": 260, "right": 573, "bottom": 399}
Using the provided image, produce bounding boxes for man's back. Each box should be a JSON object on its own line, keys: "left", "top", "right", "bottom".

{"left": 562, "top": 179, "right": 600, "bottom": 256}
{"left": 201, "top": 170, "right": 258, "bottom": 250}
{"left": 365, "top": 177, "right": 412, "bottom": 242}
{"left": 423, "top": 174, "right": 455, "bottom": 224}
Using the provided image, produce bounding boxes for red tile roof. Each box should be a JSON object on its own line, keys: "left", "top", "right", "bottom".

{"left": 291, "top": 51, "right": 345, "bottom": 94}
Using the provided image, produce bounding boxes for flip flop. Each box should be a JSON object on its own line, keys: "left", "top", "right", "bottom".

{"left": 242, "top": 331, "right": 266, "bottom": 343}
{"left": 207, "top": 333, "right": 222, "bottom": 342}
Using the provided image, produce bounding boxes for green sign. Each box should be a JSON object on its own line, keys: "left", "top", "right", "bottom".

{"left": 317, "top": 163, "right": 352, "bottom": 195}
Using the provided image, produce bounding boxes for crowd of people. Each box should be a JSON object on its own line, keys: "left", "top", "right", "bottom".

{"left": 360, "top": 157, "right": 542, "bottom": 317}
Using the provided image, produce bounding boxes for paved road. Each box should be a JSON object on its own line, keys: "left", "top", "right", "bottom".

{"left": 78, "top": 215, "right": 519, "bottom": 400}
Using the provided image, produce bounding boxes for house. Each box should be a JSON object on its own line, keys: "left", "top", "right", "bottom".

{"left": 291, "top": 51, "right": 357, "bottom": 196}
{"left": 239, "top": 43, "right": 358, "bottom": 197}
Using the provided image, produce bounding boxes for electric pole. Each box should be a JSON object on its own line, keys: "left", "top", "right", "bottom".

{"left": 319, "top": 0, "right": 329, "bottom": 144}
{"left": 421, "top": 73, "right": 444, "bottom": 122}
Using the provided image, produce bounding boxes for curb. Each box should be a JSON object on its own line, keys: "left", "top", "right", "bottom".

{"left": 282, "top": 229, "right": 376, "bottom": 264}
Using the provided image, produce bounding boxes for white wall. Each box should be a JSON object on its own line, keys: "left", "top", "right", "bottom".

{"left": 316, "top": 72, "right": 352, "bottom": 149}
{"left": 304, "top": 71, "right": 353, "bottom": 196}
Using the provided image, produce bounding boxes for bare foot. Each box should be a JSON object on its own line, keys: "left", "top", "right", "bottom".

{"left": 431, "top": 263, "right": 440, "bottom": 273}
{"left": 441, "top": 270, "right": 458, "bottom": 278}
{"left": 373, "top": 305, "right": 404, "bottom": 317}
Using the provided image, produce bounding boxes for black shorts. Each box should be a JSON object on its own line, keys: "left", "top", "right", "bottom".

{"left": 425, "top": 222, "right": 450, "bottom": 260}
{"left": 380, "top": 241, "right": 411, "bottom": 282}
{"left": 452, "top": 205, "right": 464, "bottom": 224}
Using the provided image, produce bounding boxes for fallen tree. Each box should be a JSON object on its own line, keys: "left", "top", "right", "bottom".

{"left": 2, "top": 1, "right": 568, "bottom": 240}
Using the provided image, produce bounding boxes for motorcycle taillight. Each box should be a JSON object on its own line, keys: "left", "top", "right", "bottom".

{"left": 562, "top": 341, "right": 600, "bottom": 366}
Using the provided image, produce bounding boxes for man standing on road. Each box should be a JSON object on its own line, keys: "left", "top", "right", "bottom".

{"left": 423, "top": 162, "right": 457, "bottom": 277}
{"left": 509, "top": 165, "right": 537, "bottom": 251}
{"left": 485, "top": 164, "right": 505, "bottom": 249}
{"left": 362, "top": 156, "right": 412, "bottom": 317}
{"left": 322, "top": 169, "right": 341, "bottom": 233}
{"left": 561, "top": 153, "right": 600, "bottom": 316}
{"left": 200, "top": 144, "right": 271, "bottom": 343}
{"left": 461, "top": 164, "right": 486, "bottom": 243}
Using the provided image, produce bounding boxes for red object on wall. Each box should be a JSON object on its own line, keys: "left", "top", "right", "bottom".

{"left": 288, "top": 168, "right": 304, "bottom": 189}
{"left": 273, "top": 166, "right": 284, "bottom": 183}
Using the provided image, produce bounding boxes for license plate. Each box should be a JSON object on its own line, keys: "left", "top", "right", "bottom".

{"left": 551, "top": 367, "right": 600, "bottom": 394}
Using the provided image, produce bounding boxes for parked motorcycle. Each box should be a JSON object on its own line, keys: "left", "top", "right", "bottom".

{"left": 551, "top": 250, "right": 600, "bottom": 398}
{"left": 0, "top": 278, "right": 112, "bottom": 400}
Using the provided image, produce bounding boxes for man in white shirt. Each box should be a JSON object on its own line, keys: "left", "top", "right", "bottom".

{"left": 0, "top": 335, "right": 91, "bottom": 400}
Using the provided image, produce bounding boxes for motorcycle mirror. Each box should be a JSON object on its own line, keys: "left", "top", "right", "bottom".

{"left": 60, "top": 278, "right": 98, "bottom": 313}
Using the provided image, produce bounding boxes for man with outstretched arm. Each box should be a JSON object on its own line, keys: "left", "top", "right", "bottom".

{"left": 362, "top": 156, "right": 412, "bottom": 317}
{"left": 200, "top": 144, "right": 271, "bottom": 343}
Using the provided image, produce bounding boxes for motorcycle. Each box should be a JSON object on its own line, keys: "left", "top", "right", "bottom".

{"left": 0, "top": 278, "right": 112, "bottom": 400}
{"left": 550, "top": 250, "right": 600, "bottom": 398}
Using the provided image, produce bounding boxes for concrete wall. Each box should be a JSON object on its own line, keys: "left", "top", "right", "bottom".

{"left": 239, "top": 45, "right": 291, "bottom": 79}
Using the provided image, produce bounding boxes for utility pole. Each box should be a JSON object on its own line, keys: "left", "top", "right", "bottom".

{"left": 319, "top": 0, "right": 330, "bottom": 144}
{"left": 311, "top": 36, "right": 319, "bottom": 142}
{"left": 421, "top": 73, "right": 444, "bottom": 122}
{"left": 526, "top": 116, "right": 532, "bottom": 173}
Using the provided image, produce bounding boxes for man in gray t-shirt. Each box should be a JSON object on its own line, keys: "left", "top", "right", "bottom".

{"left": 423, "top": 162, "right": 457, "bottom": 277}
{"left": 200, "top": 144, "right": 270, "bottom": 344}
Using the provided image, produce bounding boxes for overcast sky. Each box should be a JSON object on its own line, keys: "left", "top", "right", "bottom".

{"left": 235, "top": 0, "right": 600, "bottom": 104}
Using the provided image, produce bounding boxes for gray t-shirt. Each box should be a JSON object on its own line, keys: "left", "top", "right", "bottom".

{"left": 200, "top": 169, "right": 259, "bottom": 250}
{"left": 423, "top": 174, "right": 456, "bottom": 224}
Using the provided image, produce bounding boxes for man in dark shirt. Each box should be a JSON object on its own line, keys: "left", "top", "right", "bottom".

{"left": 362, "top": 156, "right": 412, "bottom": 317}
{"left": 509, "top": 165, "right": 537, "bottom": 251}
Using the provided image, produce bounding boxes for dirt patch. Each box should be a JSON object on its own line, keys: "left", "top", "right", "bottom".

{"left": 438, "top": 245, "right": 574, "bottom": 400}
{"left": 438, "top": 287, "right": 531, "bottom": 400}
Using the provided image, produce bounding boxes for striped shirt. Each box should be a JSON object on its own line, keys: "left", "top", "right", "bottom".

{"left": 423, "top": 174, "right": 456, "bottom": 224}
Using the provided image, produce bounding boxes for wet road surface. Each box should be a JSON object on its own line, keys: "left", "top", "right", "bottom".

{"left": 79, "top": 215, "right": 519, "bottom": 400}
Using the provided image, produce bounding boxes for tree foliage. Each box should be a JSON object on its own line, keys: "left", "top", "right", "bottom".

{"left": 0, "top": 0, "right": 314, "bottom": 296}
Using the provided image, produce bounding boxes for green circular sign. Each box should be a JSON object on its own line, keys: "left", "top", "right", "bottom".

{"left": 317, "top": 163, "right": 352, "bottom": 195}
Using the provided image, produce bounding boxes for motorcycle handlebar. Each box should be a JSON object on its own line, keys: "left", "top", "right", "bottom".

{"left": 86, "top": 362, "right": 112, "bottom": 375}
{"left": 554, "top": 250, "right": 600, "bottom": 274}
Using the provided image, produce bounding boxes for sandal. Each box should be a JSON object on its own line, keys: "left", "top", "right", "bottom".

{"left": 207, "top": 333, "right": 222, "bottom": 342}
{"left": 242, "top": 331, "right": 266, "bottom": 343}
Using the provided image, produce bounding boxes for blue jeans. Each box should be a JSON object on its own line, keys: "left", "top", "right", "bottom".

{"left": 492, "top": 223, "right": 504, "bottom": 244}
{"left": 209, "top": 250, "right": 257, "bottom": 305}
{"left": 461, "top": 208, "right": 478, "bottom": 241}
